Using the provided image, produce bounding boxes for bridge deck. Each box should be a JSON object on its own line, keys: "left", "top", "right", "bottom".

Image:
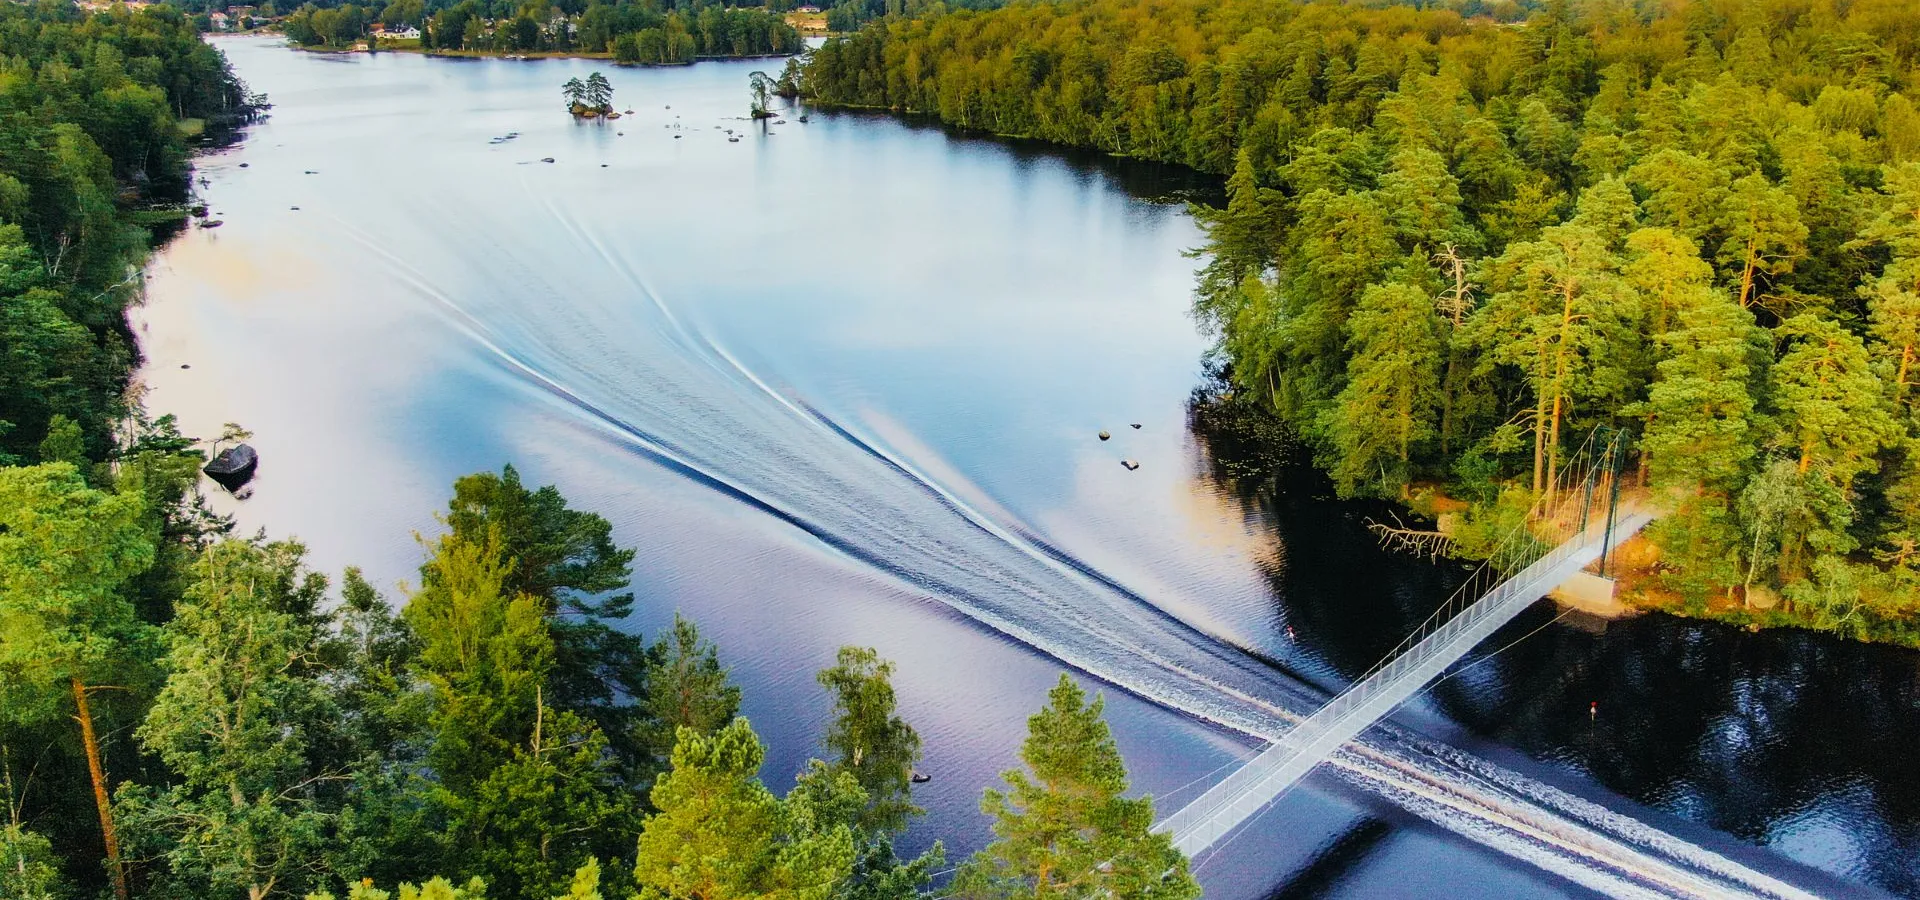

{"left": 1157, "top": 512, "right": 1654, "bottom": 857}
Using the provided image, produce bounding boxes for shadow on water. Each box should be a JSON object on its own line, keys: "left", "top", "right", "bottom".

{"left": 1190, "top": 379, "right": 1920, "bottom": 896}
{"left": 1265, "top": 819, "right": 1395, "bottom": 900}
{"left": 805, "top": 105, "right": 1226, "bottom": 206}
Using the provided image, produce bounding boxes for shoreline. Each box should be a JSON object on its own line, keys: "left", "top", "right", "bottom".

{"left": 280, "top": 39, "right": 799, "bottom": 65}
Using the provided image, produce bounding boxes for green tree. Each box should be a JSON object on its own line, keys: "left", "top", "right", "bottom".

{"left": 404, "top": 530, "right": 553, "bottom": 795}
{"left": 1637, "top": 294, "right": 1762, "bottom": 594}
{"left": 952, "top": 676, "right": 1197, "bottom": 900}
{"left": 584, "top": 73, "right": 613, "bottom": 112}
{"left": 0, "top": 824, "right": 68, "bottom": 900}
{"left": 0, "top": 464, "right": 153, "bottom": 900}
{"left": 816, "top": 647, "right": 920, "bottom": 835}
{"left": 1771, "top": 314, "right": 1897, "bottom": 487}
{"left": 1324, "top": 280, "right": 1444, "bottom": 497}
{"left": 638, "top": 614, "right": 741, "bottom": 765}
{"left": 306, "top": 875, "right": 490, "bottom": 900}
{"left": 1717, "top": 172, "right": 1808, "bottom": 309}
{"left": 456, "top": 704, "right": 638, "bottom": 899}
{"left": 443, "top": 465, "right": 646, "bottom": 771}
{"left": 1188, "top": 149, "right": 1277, "bottom": 334}
{"left": 1471, "top": 225, "right": 1639, "bottom": 498}
{"left": 749, "top": 71, "right": 776, "bottom": 118}
{"left": 118, "top": 538, "right": 339, "bottom": 900}
{"left": 631, "top": 719, "right": 855, "bottom": 900}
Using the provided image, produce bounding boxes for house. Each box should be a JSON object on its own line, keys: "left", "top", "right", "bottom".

{"left": 208, "top": 11, "right": 230, "bottom": 29}
{"left": 795, "top": 5, "right": 821, "bottom": 12}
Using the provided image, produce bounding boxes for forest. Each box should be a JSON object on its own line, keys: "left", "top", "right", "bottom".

{"left": 4, "top": 461, "right": 1198, "bottom": 900}
{"left": 801, "top": 0, "right": 1920, "bottom": 646}
{"left": 277, "top": 0, "right": 800, "bottom": 61}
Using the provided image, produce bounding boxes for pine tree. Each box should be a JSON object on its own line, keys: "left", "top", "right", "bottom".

{"left": 1471, "top": 225, "right": 1640, "bottom": 498}
{"left": 1636, "top": 294, "right": 1762, "bottom": 594}
{"left": 1188, "top": 149, "right": 1277, "bottom": 333}
{"left": 953, "top": 676, "right": 1198, "bottom": 900}
{"left": 637, "top": 614, "right": 741, "bottom": 765}
{"left": 632, "top": 719, "right": 855, "bottom": 900}
{"left": 0, "top": 464, "right": 153, "bottom": 900}
{"left": 1378, "top": 147, "right": 1477, "bottom": 253}
{"left": 405, "top": 531, "right": 554, "bottom": 795}
{"left": 1717, "top": 172, "right": 1808, "bottom": 309}
{"left": 1771, "top": 314, "right": 1897, "bottom": 487}
{"left": 1325, "top": 280, "right": 1444, "bottom": 497}
{"left": 444, "top": 465, "right": 647, "bottom": 773}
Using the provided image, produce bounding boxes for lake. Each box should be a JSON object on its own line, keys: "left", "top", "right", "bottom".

{"left": 134, "top": 36, "right": 1917, "bottom": 899}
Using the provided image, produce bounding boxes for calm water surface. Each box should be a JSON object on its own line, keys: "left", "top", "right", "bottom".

{"left": 135, "top": 37, "right": 1918, "bottom": 899}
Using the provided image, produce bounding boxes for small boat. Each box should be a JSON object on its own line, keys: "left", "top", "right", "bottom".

{"left": 204, "top": 443, "right": 258, "bottom": 489}
{"left": 541, "top": 157, "right": 555, "bottom": 163}
{"left": 1130, "top": 423, "right": 1141, "bottom": 429}
{"left": 774, "top": 119, "right": 786, "bottom": 124}
{"left": 1098, "top": 430, "right": 1110, "bottom": 441}
{"left": 911, "top": 771, "right": 931, "bottom": 784}
{"left": 728, "top": 136, "right": 740, "bottom": 143}
{"left": 1121, "top": 459, "right": 1140, "bottom": 471}
{"left": 200, "top": 219, "right": 223, "bottom": 228}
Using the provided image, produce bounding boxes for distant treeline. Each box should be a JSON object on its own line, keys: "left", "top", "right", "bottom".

{"left": 801, "top": 0, "right": 1920, "bottom": 646}
{"left": 273, "top": 0, "right": 799, "bottom": 59}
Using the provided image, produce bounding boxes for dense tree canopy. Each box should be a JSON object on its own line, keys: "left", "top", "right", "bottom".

{"left": 803, "top": 0, "right": 1920, "bottom": 644}
{"left": 0, "top": 2, "right": 256, "bottom": 466}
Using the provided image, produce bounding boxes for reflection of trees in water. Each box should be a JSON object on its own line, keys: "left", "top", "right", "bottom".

{"left": 1187, "top": 380, "right": 1920, "bottom": 896}
{"left": 801, "top": 107, "right": 1226, "bottom": 206}
{"left": 1186, "top": 375, "right": 1464, "bottom": 686}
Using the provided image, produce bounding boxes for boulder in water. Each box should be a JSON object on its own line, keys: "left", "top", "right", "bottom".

{"left": 204, "top": 443, "right": 258, "bottom": 490}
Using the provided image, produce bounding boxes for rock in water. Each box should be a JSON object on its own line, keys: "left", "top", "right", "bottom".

{"left": 204, "top": 443, "right": 259, "bottom": 490}
{"left": 1098, "top": 430, "right": 1111, "bottom": 441}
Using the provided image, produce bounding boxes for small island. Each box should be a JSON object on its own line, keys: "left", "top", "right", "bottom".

{"left": 563, "top": 72, "right": 615, "bottom": 118}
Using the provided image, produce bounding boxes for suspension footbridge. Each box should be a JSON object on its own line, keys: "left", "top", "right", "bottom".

{"left": 1157, "top": 432, "right": 1649, "bottom": 856}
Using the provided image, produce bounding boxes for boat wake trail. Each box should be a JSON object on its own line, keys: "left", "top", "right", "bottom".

{"left": 328, "top": 191, "right": 1824, "bottom": 900}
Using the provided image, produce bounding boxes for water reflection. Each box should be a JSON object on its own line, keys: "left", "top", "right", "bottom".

{"left": 1192, "top": 397, "right": 1920, "bottom": 896}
